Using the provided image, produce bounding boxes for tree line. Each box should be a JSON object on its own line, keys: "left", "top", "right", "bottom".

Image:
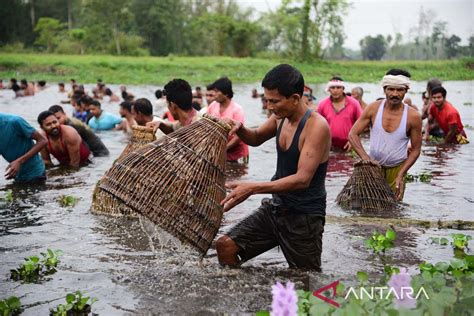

{"left": 0, "top": 0, "right": 472, "bottom": 60}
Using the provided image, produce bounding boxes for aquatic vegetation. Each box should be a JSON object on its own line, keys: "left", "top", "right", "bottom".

{"left": 429, "top": 237, "right": 450, "bottom": 245}
{"left": 383, "top": 265, "right": 401, "bottom": 277}
{"left": 405, "top": 172, "right": 433, "bottom": 183}
{"left": 10, "top": 249, "right": 63, "bottom": 282}
{"left": 0, "top": 190, "right": 14, "bottom": 203}
{"left": 419, "top": 255, "right": 474, "bottom": 278}
{"left": 271, "top": 282, "right": 298, "bottom": 316}
{"left": 464, "top": 102, "right": 472, "bottom": 106}
{"left": 364, "top": 228, "right": 396, "bottom": 253}
{"left": 58, "top": 195, "right": 78, "bottom": 208}
{"left": 450, "top": 233, "right": 472, "bottom": 251}
{"left": 0, "top": 296, "right": 21, "bottom": 316}
{"left": 50, "top": 291, "right": 97, "bottom": 316}
{"left": 428, "top": 135, "right": 445, "bottom": 143}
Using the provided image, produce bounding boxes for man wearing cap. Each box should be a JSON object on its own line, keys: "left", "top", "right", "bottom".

{"left": 349, "top": 69, "right": 422, "bottom": 200}
{"left": 207, "top": 77, "right": 249, "bottom": 163}
{"left": 317, "top": 76, "right": 362, "bottom": 151}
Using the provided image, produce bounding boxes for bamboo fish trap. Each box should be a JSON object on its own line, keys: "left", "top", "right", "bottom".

{"left": 95, "top": 114, "right": 230, "bottom": 255}
{"left": 336, "top": 160, "right": 398, "bottom": 212}
{"left": 91, "top": 125, "right": 156, "bottom": 218}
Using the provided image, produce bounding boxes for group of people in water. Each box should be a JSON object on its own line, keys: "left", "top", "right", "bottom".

{"left": 0, "top": 64, "right": 469, "bottom": 271}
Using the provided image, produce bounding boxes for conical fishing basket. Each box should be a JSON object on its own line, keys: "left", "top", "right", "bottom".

{"left": 336, "top": 160, "right": 398, "bottom": 212}
{"left": 91, "top": 125, "right": 156, "bottom": 218}
{"left": 97, "top": 114, "right": 230, "bottom": 255}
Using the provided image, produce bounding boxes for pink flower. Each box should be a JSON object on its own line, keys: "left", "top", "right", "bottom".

{"left": 271, "top": 281, "right": 298, "bottom": 316}
{"left": 387, "top": 268, "right": 417, "bottom": 309}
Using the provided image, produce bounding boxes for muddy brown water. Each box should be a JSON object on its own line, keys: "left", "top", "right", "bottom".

{"left": 0, "top": 81, "right": 473, "bottom": 314}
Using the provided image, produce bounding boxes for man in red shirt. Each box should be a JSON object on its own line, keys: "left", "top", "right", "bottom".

{"left": 428, "top": 86, "right": 468, "bottom": 144}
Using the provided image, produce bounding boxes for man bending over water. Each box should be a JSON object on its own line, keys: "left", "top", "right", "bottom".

{"left": 216, "top": 64, "right": 330, "bottom": 271}
{"left": 37, "top": 111, "right": 91, "bottom": 168}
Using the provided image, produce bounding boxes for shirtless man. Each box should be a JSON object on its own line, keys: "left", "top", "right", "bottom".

{"left": 349, "top": 69, "right": 422, "bottom": 200}
{"left": 37, "top": 111, "right": 91, "bottom": 168}
{"left": 216, "top": 64, "right": 330, "bottom": 270}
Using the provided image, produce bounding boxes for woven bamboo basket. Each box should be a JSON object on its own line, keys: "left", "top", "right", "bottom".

{"left": 336, "top": 160, "right": 398, "bottom": 212}
{"left": 96, "top": 114, "right": 230, "bottom": 255}
{"left": 91, "top": 125, "right": 156, "bottom": 218}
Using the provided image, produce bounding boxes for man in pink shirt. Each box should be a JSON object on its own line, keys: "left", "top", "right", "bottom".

{"left": 317, "top": 77, "right": 362, "bottom": 151}
{"left": 207, "top": 77, "right": 249, "bottom": 163}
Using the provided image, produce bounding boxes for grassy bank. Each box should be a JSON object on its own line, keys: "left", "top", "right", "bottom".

{"left": 0, "top": 53, "right": 472, "bottom": 85}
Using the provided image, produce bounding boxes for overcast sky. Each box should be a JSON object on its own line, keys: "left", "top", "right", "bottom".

{"left": 236, "top": 0, "right": 473, "bottom": 49}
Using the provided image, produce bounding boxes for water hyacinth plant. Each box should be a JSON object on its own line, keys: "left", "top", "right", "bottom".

{"left": 450, "top": 233, "right": 472, "bottom": 251}
{"left": 387, "top": 268, "right": 417, "bottom": 309}
{"left": 365, "top": 228, "right": 397, "bottom": 253}
{"left": 58, "top": 195, "right": 78, "bottom": 208}
{"left": 271, "top": 281, "right": 298, "bottom": 316}
{"left": 0, "top": 189, "right": 14, "bottom": 203}
{"left": 10, "top": 249, "right": 63, "bottom": 282}
{"left": 0, "top": 296, "right": 21, "bottom": 316}
{"left": 50, "top": 291, "right": 97, "bottom": 316}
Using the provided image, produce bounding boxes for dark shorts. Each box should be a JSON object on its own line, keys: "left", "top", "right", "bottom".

{"left": 227, "top": 198, "right": 325, "bottom": 271}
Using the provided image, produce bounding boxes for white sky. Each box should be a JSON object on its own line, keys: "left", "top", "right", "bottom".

{"left": 236, "top": 0, "right": 473, "bottom": 49}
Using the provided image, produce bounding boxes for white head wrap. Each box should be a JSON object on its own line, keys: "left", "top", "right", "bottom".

{"left": 325, "top": 80, "right": 346, "bottom": 92}
{"left": 380, "top": 75, "right": 411, "bottom": 89}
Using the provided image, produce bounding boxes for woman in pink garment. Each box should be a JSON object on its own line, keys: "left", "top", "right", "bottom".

{"left": 207, "top": 77, "right": 249, "bottom": 163}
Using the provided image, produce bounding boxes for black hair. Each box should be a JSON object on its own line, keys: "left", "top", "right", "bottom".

{"left": 38, "top": 80, "right": 46, "bottom": 87}
{"left": 261, "top": 64, "right": 304, "bottom": 98}
{"left": 330, "top": 76, "right": 344, "bottom": 81}
{"left": 120, "top": 101, "right": 133, "bottom": 113}
{"left": 90, "top": 100, "right": 101, "bottom": 109}
{"left": 196, "top": 86, "right": 201, "bottom": 91}
{"left": 192, "top": 101, "right": 201, "bottom": 111}
{"left": 206, "top": 83, "right": 214, "bottom": 91}
{"left": 427, "top": 78, "right": 442, "bottom": 94}
{"left": 78, "top": 95, "right": 92, "bottom": 105}
{"left": 37, "top": 110, "right": 55, "bottom": 126}
{"left": 70, "top": 78, "right": 76, "bottom": 83}
{"left": 353, "top": 86, "right": 364, "bottom": 96}
{"left": 155, "top": 89, "right": 163, "bottom": 99}
{"left": 422, "top": 91, "right": 427, "bottom": 99}
{"left": 12, "top": 83, "right": 20, "bottom": 92}
{"left": 20, "top": 79, "right": 28, "bottom": 86}
{"left": 10, "top": 78, "right": 17, "bottom": 84}
{"left": 212, "top": 77, "right": 234, "bottom": 98}
{"left": 48, "top": 105, "right": 65, "bottom": 113}
{"left": 345, "top": 92, "right": 352, "bottom": 97}
{"left": 164, "top": 79, "right": 193, "bottom": 111}
{"left": 132, "top": 98, "right": 153, "bottom": 116}
{"left": 385, "top": 69, "right": 411, "bottom": 78}
{"left": 431, "top": 86, "right": 447, "bottom": 98}
{"left": 121, "top": 90, "right": 128, "bottom": 100}
{"left": 105, "top": 88, "right": 112, "bottom": 96}
{"left": 58, "top": 82, "right": 65, "bottom": 87}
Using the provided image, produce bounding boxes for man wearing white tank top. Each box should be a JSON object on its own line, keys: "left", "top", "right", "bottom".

{"left": 348, "top": 69, "right": 422, "bottom": 201}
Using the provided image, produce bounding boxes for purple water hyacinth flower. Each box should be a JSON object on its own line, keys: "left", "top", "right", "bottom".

{"left": 271, "top": 281, "right": 298, "bottom": 316}
{"left": 387, "top": 268, "right": 417, "bottom": 309}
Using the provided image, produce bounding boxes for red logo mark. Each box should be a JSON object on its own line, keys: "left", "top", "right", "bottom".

{"left": 312, "top": 280, "right": 340, "bottom": 308}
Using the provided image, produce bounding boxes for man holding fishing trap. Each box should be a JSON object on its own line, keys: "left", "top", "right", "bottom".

{"left": 216, "top": 64, "right": 331, "bottom": 271}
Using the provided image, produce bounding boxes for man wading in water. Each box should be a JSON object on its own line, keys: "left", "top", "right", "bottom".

{"left": 216, "top": 64, "right": 330, "bottom": 271}
{"left": 349, "top": 69, "right": 422, "bottom": 200}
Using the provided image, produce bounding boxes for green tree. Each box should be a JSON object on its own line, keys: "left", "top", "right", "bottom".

{"left": 445, "top": 35, "right": 461, "bottom": 59}
{"left": 264, "top": 0, "right": 349, "bottom": 60}
{"left": 34, "top": 17, "right": 64, "bottom": 52}
{"left": 69, "top": 28, "right": 86, "bottom": 54}
{"left": 360, "top": 35, "right": 387, "bottom": 60}
{"left": 83, "top": 0, "right": 134, "bottom": 55}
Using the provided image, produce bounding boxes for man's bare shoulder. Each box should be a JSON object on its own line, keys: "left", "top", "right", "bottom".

{"left": 308, "top": 112, "right": 330, "bottom": 134}
{"left": 365, "top": 99, "right": 383, "bottom": 113}
{"left": 62, "top": 125, "right": 81, "bottom": 141}
{"left": 407, "top": 106, "right": 422, "bottom": 120}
